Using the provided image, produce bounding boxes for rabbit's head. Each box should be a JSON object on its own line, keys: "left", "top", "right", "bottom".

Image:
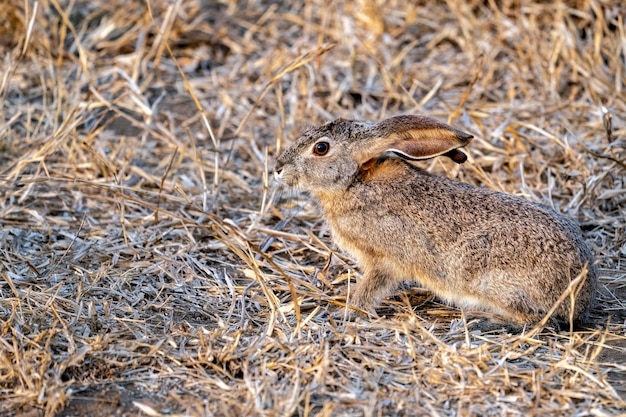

{"left": 274, "top": 115, "right": 473, "bottom": 196}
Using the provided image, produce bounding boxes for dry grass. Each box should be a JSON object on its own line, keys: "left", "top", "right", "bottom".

{"left": 0, "top": 0, "right": 625, "bottom": 416}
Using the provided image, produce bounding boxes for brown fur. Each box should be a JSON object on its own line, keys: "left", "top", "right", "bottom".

{"left": 275, "top": 115, "right": 597, "bottom": 325}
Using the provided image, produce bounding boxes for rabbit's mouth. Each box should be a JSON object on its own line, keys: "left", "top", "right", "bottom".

{"left": 274, "top": 167, "right": 314, "bottom": 193}
{"left": 274, "top": 167, "right": 297, "bottom": 187}
{"left": 274, "top": 167, "right": 286, "bottom": 183}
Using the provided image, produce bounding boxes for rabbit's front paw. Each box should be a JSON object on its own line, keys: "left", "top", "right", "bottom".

{"left": 327, "top": 303, "right": 372, "bottom": 321}
{"left": 349, "top": 270, "right": 397, "bottom": 313}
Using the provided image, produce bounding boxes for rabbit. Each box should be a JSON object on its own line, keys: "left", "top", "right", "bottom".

{"left": 274, "top": 115, "right": 597, "bottom": 327}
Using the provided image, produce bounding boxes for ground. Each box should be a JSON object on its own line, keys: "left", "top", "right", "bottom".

{"left": 0, "top": 0, "right": 625, "bottom": 416}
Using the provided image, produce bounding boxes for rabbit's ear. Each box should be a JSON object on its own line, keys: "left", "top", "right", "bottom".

{"left": 361, "top": 115, "right": 473, "bottom": 164}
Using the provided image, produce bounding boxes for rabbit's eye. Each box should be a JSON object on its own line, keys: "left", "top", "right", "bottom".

{"left": 313, "top": 141, "right": 330, "bottom": 156}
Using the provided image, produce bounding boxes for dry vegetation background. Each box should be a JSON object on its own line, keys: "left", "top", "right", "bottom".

{"left": 0, "top": 0, "right": 625, "bottom": 416}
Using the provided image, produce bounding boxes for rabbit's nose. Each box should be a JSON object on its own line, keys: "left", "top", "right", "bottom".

{"left": 274, "top": 168, "right": 283, "bottom": 181}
